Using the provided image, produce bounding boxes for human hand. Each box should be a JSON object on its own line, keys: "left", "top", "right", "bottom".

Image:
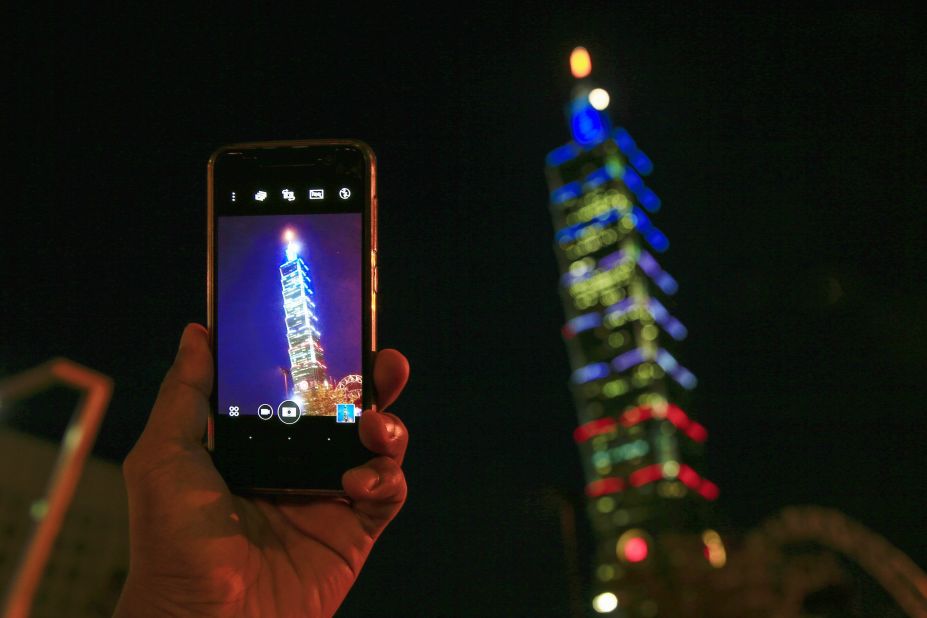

{"left": 114, "top": 324, "right": 409, "bottom": 617}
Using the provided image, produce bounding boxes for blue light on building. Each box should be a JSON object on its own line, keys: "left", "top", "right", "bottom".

{"left": 570, "top": 100, "right": 610, "bottom": 147}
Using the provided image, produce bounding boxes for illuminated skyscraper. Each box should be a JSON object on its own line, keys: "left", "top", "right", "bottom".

{"left": 280, "top": 229, "right": 330, "bottom": 412}
{"left": 545, "top": 48, "right": 719, "bottom": 616}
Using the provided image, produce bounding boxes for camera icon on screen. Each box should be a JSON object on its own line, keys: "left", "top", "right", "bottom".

{"left": 277, "top": 400, "right": 301, "bottom": 425}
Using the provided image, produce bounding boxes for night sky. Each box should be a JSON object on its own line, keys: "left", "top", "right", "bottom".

{"left": 6, "top": 6, "right": 926, "bottom": 616}
{"left": 217, "top": 213, "right": 362, "bottom": 415}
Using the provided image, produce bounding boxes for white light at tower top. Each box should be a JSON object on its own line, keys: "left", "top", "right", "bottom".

{"left": 283, "top": 229, "right": 300, "bottom": 262}
{"left": 589, "top": 88, "right": 610, "bottom": 110}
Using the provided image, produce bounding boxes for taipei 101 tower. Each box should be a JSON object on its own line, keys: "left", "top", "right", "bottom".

{"left": 545, "top": 48, "right": 722, "bottom": 616}
{"left": 280, "top": 228, "right": 331, "bottom": 412}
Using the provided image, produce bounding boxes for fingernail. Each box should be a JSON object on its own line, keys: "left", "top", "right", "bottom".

{"left": 384, "top": 417, "right": 400, "bottom": 440}
{"left": 177, "top": 324, "right": 206, "bottom": 353}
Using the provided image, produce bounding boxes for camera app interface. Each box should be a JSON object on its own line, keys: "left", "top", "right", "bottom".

{"left": 218, "top": 212, "right": 362, "bottom": 426}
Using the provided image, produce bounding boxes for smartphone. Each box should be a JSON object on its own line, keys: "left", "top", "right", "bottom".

{"left": 207, "top": 140, "right": 377, "bottom": 494}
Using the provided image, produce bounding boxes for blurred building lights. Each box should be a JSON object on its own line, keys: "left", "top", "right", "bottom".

{"left": 592, "top": 592, "right": 619, "bottom": 613}
{"left": 572, "top": 362, "right": 611, "bottom": 384}
{"left": 546, "top": 46, "right": 719, "bottom": 613}
{"left": 571, "top": 102, "right": 610, "bottom": 147}
{"left": 589, "top": 88, "right": 611, "bottom": 110}
{"left": 546, "top": 142, "right": 582, "bottom": 166}
{"left": 551, "top": 181, "right": 583, "bottom": 205}
{"left": 702, "top": 530, "right": 727, "bottom": 568}
{"left": 677, "top": 464, "right": 720, "bottom": 501}
{"left": 574, "top": 403, "right": 709, "bottom": 445}
{"left": 586, "top": 476, "right": 626, "bottom": 498}
{"left": 571, "top": 46, "right": 592, "bottom": 78}
{"left": 699, "top": 480, "right": 720, "bottom": 501}
{"left": 29, "top": 499, "right": 48, "bottom": 521}
{"left": 624, "top": 537, "right": 649, "bottom": 562}
{"left": 617, "top": 529, "right": 651, "bottom": 563}
{"left": 629, "top": 464, "right": 664, "bottom": 488}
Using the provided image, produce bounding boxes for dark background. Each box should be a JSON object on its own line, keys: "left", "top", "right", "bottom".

{"left": 5, "top": 5, "right": 925, "bottom": 616}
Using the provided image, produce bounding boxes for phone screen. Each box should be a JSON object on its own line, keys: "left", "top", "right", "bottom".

{"left": 209, "top": 142, "right": 375, "bottom": 492}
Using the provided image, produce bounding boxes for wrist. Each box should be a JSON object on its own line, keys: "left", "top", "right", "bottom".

{"left": 113, "top": 574, "right": 218, "bottom": 618}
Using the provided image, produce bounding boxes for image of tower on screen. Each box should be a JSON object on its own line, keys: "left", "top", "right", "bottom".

{"left": 216, "top": 213, "right": 362, "bottom": 418}
{"left": 280, "top": 227, "right": 362, "bottom": 416}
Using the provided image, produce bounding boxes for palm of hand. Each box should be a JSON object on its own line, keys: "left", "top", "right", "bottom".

{"left": 117, "top": 326, "right": 409, "bottom": 618}
{"left": 131, "top": 448, "right": 371, "bottom": 617}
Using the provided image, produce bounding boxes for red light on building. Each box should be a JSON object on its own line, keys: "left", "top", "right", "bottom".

{"left": 686, "top": 421, "right": 709, "bottom": 443}
{"left": 666, "top": 404, "right": 708, "bottom": 443}
{"left": 615, "top": 404, "right": 709, "bottom": 443}
{"left": 698, "top": 480, "right": 720, "bottom": 501}
{"left": 677, "top": 464, "right": 720, "bottom": 501}
{"left": 629, "top": 463, "right": 663, "bottom": 487}
{"left": 619, "top": 405, "right": 653, "bottom": 427}
{"left": 586, "top": 476, "right": 625, "bottom": 497}
{"left": 624, "top": 537, "right": 649, "bottom": 562}
{"left": 617, "top": 529, "right": 652, "bottom": 564}
{"left": 573, "top": 417, "right": 617, "bottom": 443}
{"left": 677, "top": 464, "right": 701, "bottom": 488}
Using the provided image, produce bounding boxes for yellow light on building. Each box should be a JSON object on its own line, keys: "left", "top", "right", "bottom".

{"left": 702, "top": 529, "right": 727, "bottom": 568}
{"left": 570, "top": 46, "right": 592, "bottom": 78}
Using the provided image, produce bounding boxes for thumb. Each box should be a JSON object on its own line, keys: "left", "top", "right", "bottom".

{"left": 139, "top": 324, "right": 213, "bottom": 448}
{"left": 342, "top": 457, "right": 407, "bottom": 539}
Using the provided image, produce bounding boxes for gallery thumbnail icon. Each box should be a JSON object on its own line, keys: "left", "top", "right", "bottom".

{"left": 258, "top": 404, "right": 274, "bottom": 420}
{"left": 336, "top": 403, "right": 356, "bottom": 423}
{"left": 277, "top": 400, "right": 301, "bottom": 425}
